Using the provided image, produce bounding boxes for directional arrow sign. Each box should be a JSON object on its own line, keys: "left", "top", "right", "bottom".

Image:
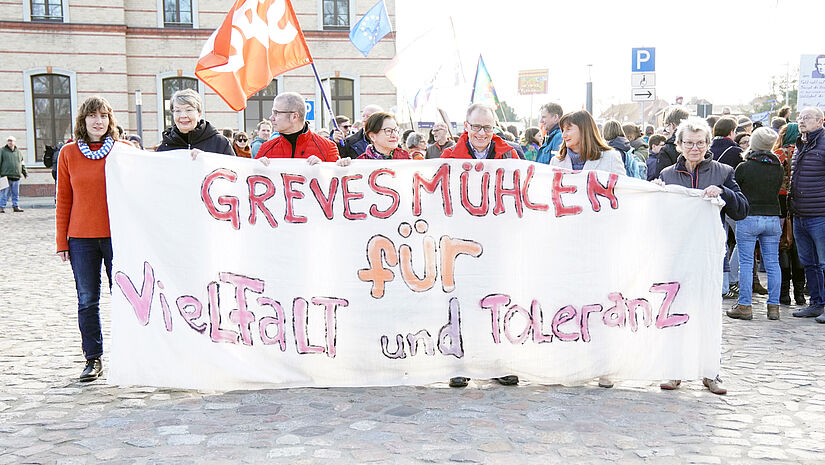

{"left": 631, "top": 73, "right": 655, "bottom": 88}
{"left": 631, "top": 88, "right": 656, "bottom": 102}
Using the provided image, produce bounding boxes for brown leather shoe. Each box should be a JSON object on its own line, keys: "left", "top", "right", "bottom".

{"left": 703, "top": 376, "right": 727, "bottom": 395}
{"left": 767, "top": 304, "right": 780, "bottom": 320}
{"left": 660, "top": 380, "right": 681, "bottom": 390}
{"left": 726, "top": 303, "right": 753, "bottom": 320}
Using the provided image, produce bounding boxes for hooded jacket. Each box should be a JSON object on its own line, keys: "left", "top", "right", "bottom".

{"left": 734, "top": 151, "right": 783, "bottom": 216}
{"left": 709, "top": 137, "right": 743, "bottom": 170}
{"left": 156, "top": 120, "right": 234, "bottom": 156}
{"left": 789, "top": 127, "right": 825, "bottom": 217}
{"left": 629, "top": 137, "right": 649, "bottom": 161}
{"left": 659, "top": 152, "right": 749, "bottom": 221}
{"left": 648, "top": 133, "right": 679, "bottom": 180}
{"left": 440, "top": 132, "right": 518, "bottom": 159}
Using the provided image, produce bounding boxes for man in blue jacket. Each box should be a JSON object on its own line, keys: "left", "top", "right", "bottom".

{"left": 535, "top": 102, "right": 563, "bottom": 164}
{"left": 788, "top": 107, "right": 825, "bottom": 321}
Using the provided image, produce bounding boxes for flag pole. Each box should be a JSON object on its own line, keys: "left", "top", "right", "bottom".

{"left": 469, "top": 55, "right": 481, "bottom": 105}
{"left": 310, "top": 62, "right": 344, "bottom": 145}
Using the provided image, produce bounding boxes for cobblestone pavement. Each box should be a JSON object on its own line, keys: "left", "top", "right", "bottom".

{"left": 1, "top": 208, "right": 824, "bottom": 464}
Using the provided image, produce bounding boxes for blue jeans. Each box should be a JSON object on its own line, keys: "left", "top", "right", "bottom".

{"left": 736, "top": 216, "right": 781, "bottom": 305}
{"left": 0, "top": 178, "right": 20, "bottom": 207}
{"left": 68, "top": 238, "right": 113, "bottom": 360}
{"left": 793, "top": 216, "right": 825, "bottom": 306}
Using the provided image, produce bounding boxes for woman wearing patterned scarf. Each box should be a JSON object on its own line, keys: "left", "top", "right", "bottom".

{"left": 55, "top": 95, "right": 129, "bottom": 382}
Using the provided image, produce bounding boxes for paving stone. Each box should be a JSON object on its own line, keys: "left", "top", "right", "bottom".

{"left": 384, "top": 406, "right": 422, "bottom": 417}
{"left": 124, "top": 437, "right": 160, "bottom": 448}
{"left": 267, "top": 447, "right": 305, "bottom": 458}
{"left": 350, "top": 420, "right": 378, "bottom": 431}
{"left": 166, "top": 434, "right": 206, "bottom": 446}
{"left": 275, "top": 434, "right": 300, "bottom": 445}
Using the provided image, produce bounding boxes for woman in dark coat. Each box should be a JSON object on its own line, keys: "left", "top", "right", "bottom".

{"left": 156, "top": 88, "right": 234, "bottom": 156}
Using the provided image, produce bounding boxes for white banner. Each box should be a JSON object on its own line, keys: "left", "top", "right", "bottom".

{"left": 798, "top": 54, "right": 825, "bottom": 110}
{"left": 106, "top": 145, "right": 724, "bottom": 391}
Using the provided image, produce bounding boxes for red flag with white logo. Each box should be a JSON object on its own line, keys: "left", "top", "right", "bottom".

{"left": 196, "top": 0, "right": 313, "bottom": 111}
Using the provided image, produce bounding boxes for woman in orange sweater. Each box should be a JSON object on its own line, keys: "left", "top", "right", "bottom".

{"left": 56, "top": 96, "right": 126, "bottom": 382}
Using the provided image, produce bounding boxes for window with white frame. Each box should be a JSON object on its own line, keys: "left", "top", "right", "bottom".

{"left": 31, "top": 74, "right": 72, "bottom": 162}
{"left": 30, "top": 0, "right": 64, "bottom": 22}
{"left": 322, "top": 0, "right": 349, "bottom": 30}
{"left": 164, "top": 0, "right": 193, "bottom": 27}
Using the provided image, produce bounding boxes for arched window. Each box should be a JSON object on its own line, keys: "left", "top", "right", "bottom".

{"left": 321, "top": 78, "right": 354, "bottom": 127}
{"left": 161, "top": 77, "right": 199, "bottom": 129}
{"left": 31, "top": 74, "right": 72, "bottom": 162}
{"left": 244, "top": 80, "right": 278, "bottom": 132}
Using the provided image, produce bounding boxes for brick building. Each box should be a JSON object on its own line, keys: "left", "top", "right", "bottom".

{"left": 0, "top": 0, "right": 397, "bottom": 196}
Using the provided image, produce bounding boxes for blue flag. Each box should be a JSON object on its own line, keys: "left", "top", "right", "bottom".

{"left": 349, "top": 0, "right": 392, "bottom": 57}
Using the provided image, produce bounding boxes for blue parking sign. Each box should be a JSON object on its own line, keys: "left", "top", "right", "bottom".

{"left": 305, "top": 100, "right": 315, "bottom": 121}
{"left": 631, "top": 48, "right": 655, "bottom": 72}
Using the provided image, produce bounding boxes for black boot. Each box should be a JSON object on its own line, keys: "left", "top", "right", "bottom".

{"left": 780, "top": 276, "right": 791, "bottom": 305}
{"left": 79, "top": 358, "right": 102, "bottom": 382}
{"left": 793, "top": 272, "right": 806, "bottom": 305}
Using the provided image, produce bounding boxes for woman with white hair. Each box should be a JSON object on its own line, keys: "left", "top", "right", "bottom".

{"left": 156, "top": 89, "right": 234, "bottom": 155}
{"left": 653, "top": 116, "right": 749, "bottom": 395}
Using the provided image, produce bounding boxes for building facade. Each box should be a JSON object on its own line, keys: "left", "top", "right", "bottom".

{"left": 0, "top": 0, "right": 396, "bottom": 195}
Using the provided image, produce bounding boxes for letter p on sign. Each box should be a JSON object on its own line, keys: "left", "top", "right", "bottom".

{"left": 632, "top": 48, "right": 655, "bottom": 72}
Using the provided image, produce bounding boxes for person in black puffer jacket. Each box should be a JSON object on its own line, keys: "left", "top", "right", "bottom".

{"left": 727, "top": 128, "right": 784, "bottom": 321}
{"left": 156, "top": 89, "right": 234, "bottom": 156}
{"left": 788, "top": 107, "right": 825, "bottom": 321}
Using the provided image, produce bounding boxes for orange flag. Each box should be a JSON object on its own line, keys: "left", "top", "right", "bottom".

{"left": 196, "top": 0, "right": 313, "bottom": 111}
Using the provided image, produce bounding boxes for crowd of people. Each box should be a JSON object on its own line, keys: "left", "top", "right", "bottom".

{"left": 48, "top": 89, "right": 825, "bottom": 393}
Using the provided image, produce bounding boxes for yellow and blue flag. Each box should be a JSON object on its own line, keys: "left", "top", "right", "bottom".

{"left": 349, "top": 0, "right": 392, "bottom": 57}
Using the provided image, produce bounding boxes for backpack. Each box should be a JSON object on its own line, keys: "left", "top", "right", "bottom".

{"left": 619, "top": 147, "right": 647, "bottom": 179}
{"left": 43, "top": 145, "right": 55, "bottom": 168}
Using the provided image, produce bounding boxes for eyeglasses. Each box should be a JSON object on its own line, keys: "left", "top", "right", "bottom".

{"left": 172, "top": 108, "right": 199, "bottom": 115}
{"left": 799, "top": 115, "right": 821, "bottom": 122}
{"left": 236, "top": 137, "right": 247, "bottom": 142}
{"left": 379, "top": 128, "right": 399, "bottom": 136}
{"left": 680, "top": 141, "right": 707, "bottom": 149}
{"left": 432, "top": 127, "right": 446, "bottom": 132}
{"left": 468, "top": 124, "right": 495, "bottom": 133}
{"left": 342, "top": 125, "right": 352, "bottom": 130}
{"left": 271, "top": 109, "right": 297, "bottom": 116}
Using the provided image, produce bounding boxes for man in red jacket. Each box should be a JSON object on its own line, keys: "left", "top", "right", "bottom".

{"left": 256, "top": 92, "right": 339, "bottom": 164}
{"left": 441, "top": 103, "right": 519, "bottom": 160}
